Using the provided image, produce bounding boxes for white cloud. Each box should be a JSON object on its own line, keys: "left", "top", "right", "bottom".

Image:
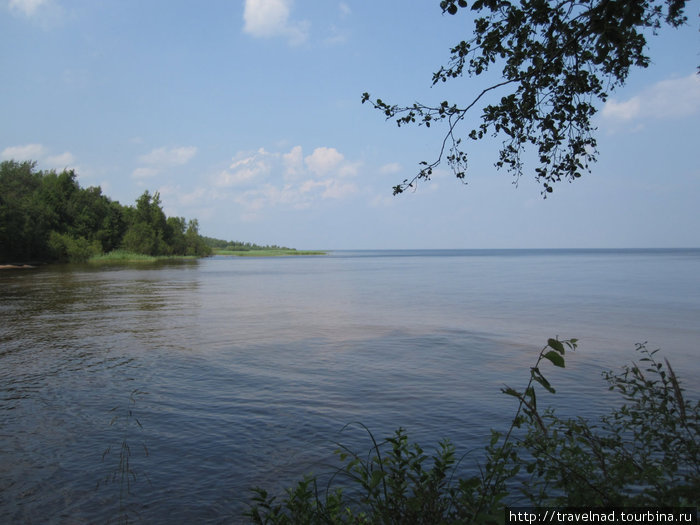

{"left": 175, "top": 186, "right": 207, "bottom": 207}
{"left": 132, "top": 146, "right": 197, "bottom": 179}
{"left": 159, "top": 184, "right": 209, "bottom": 208}
{"left": 46, "top": 151, "right": 75, "bottom": 168}
{"left": 602, "top": 74, "right": 700, "bottom": 122}
{"left": 320, "top": 178, "right": 357, "bottom": 199}
{"left": 243, "top": 0, "right": 309, "bottom": 45}
{"left": 7, "top": 0, "right": 64, "bottom": 26}
{"left": 139, "top": 146, "right": 197, "bottom": 167}
{"left": 213, "top": 144, "right": 360, "bottom": 218}
{"left": 8, "top": 0, "right": 48, "bottom": 16}
{"left": 132, "top": 167, "right": 159, "bottom": 179}
{"left": 1, "top": 143, "right": 46, "bottom": 161}
{"left": 601, "top": 98, "right": 641, "bottom": 121}
{"left": 283, "top": 145, "right": 304, "bottom": 177}
{"left": 380, "top": 162, "right": 402, "bottom": 175}
{"left": 1, "top": 144, "right": 80, "bottom": 172}
{"left": 304, "top": 146, "right": 345, "bottom": 176}
{"left": 155, "top": 185, "right": 216, "bottom": 222}
{"left": 215, "top": 147, "right": 275, "bottom": 187}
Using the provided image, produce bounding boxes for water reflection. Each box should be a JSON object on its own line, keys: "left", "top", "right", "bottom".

{"left": 0, "top": 262, "right": 203, "bottom": 522}
{"left": 1, "top": 262, "right": 201, "bottom": 402}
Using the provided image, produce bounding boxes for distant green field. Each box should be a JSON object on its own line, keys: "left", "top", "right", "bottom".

{"left": 213, "top": 248, "right": 327, "bottom": 257}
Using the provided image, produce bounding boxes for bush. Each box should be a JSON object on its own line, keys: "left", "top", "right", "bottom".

{"left": 245, "top": 339, "right": 699, "bottom": 523}
{"left": 519, "top": 344, "right": 699, "bottom": 507}
{"left": 48, "top": 231, "right": 102, "bottom": 262}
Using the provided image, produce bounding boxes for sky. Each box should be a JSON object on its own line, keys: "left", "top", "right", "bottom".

{"left": 1, "top": 0, "right": 699, "bottom": 249}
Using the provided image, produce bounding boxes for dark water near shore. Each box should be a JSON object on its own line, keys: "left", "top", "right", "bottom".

{"left": 1, "top": 249, "right": 699, "bottom": 523}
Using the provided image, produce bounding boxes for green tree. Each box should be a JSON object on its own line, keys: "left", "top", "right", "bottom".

{"left": 0, "top": 160, "right": 50, "bottom": 262}
{"left": 38, "top": 169, "right": 80, "bottom": 231}
{"left": 97, "top": 200, "right": 128, "bottom": 253}
{"left": 122, "top": 190, "right": 169, "bottom": 255}
{"left": 166, "top": 216, "right": 188, "bottom": 255}
{"left": 1, "top": 162, "right": 211, "bottom": 262}
{"left": 184, "top": 218, "right": 211, "bottom": 256}
{"left": 362, "top": 0, "right": 691, "bottom": 195}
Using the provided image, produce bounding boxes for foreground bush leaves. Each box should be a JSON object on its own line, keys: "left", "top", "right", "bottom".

{"left": 246, "top": 339, "right": 699, "bottom": 523}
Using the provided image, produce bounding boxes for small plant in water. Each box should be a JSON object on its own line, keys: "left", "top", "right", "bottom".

{"left": 245, "top": 338, "right": 699, "bottom": 523}
{"left": 99, "top": 388, "right": 150, "bottom": 524}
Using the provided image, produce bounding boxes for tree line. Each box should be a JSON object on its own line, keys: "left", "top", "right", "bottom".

{"left": 201, "top": 237, "right": 293, "bottom": 252}
{"left": 0, "top": 160, "right": 212, "bottom": 264}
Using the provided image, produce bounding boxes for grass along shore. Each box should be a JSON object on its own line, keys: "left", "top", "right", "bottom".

{"left": 87, "top": 250, "right": 201, "bottom": 263}
{"left": 213, "top": 248, "right": 327, "bottom": 257}
{"left": 2, "top": 248, "right": 327, "bottom": 267}
{"left": 87, "top": 248, "right": 327, "bottom": 263}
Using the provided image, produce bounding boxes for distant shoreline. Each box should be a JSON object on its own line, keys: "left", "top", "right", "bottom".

{"left": 213, "top": 248, "right": 327, "bottom": 257}
{"left": 0, "top": 249, "right": 328, "bottom": 268}
{"left": 0, "top": 264, "right": 36, "bottom": 270}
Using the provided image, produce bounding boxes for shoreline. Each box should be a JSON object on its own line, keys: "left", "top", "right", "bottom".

{"left": 213, "top": 248, "right": 327, "bottom": 257}
{"left": 0, "top": 264, "right": 36, "bottom": 270}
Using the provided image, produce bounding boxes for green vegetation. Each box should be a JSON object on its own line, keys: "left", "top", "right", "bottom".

{"left": 363, "top": 0, "right": 692, "bottom": 195}
{"left": 0, "top": 160, "right": 212, "bottom": 264}
{"left": 203, "top": 237, "right": 296, "bottom": 252}
{"left": 214, "top": 248, "right": 327, "bottom": 257}
{"left": 246, "top": 340, "right": 699, "bottom": 523}
{"left": 87, "top": 250, "right": 160, "bottom": 263}
{"left": 0, "top": 160, "right": 321, "bottom": 265}
{"left": 203, "top": 237, "right": 326, "bottom": 257}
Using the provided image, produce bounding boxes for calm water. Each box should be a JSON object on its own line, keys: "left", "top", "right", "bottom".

{"left": 1, "top": 249, "right": 699, "bottom": 523}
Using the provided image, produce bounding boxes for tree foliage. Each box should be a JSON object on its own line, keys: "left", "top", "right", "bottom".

{"left": 202, "top": 236, "right": 294, "bottom": 252}
{"left": 0, "top": 160, "right": 212, "bottom": 263}
{"left": 362, "top": 0, "right": 691, "bottom": 195}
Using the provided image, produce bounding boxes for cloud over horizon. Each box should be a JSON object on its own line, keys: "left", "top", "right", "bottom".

{"left": 210, "top": 144, "right": 359, "bottom": 219}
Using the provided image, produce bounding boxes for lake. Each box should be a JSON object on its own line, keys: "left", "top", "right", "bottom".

{"left": 1, "top": 249, "right": 699, "bottom": 523}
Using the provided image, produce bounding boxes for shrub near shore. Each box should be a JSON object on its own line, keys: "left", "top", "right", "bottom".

{"left": 246, "top": 339, "right": 699, "bottom": 523}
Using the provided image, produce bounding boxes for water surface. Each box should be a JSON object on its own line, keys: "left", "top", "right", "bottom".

{"left": 1, "top": 249, "right": 699, "bottom": 523}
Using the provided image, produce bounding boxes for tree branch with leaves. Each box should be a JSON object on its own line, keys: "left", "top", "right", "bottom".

{"left": 362, "top": 0, "right": 690, "bottom": 196}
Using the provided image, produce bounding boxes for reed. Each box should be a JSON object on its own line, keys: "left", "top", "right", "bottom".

{"left": 89, "top": 250, "right": 159, "bottom": 263}
{"left": 88, "top": 250, "right": 202, "bottom": 263}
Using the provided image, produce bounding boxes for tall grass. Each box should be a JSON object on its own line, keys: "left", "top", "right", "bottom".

{"left": 88, "top": 250, "right": 202, "bottom": 263}
{"left": 89, "top": 250, "right": 158, "bottom": 263}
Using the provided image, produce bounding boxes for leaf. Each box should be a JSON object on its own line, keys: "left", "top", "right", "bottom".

{"left": 543, "top": 350, "right": 565, "bottom": 368}
{"left": 501, "top": 385, "right": 522, "bottom": 399}
{"left": 368, "top": 469, "right": 384, "bottom": 489}
{"left": 547, "top": 338, "right": 566, "bottom": 354}
{"left": 532, "top": 368, "right": 556, "bottom": 393}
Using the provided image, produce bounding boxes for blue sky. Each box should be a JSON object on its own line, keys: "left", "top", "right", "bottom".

{"left": 2, "top": 0, "right": 699, "bottom": 249}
